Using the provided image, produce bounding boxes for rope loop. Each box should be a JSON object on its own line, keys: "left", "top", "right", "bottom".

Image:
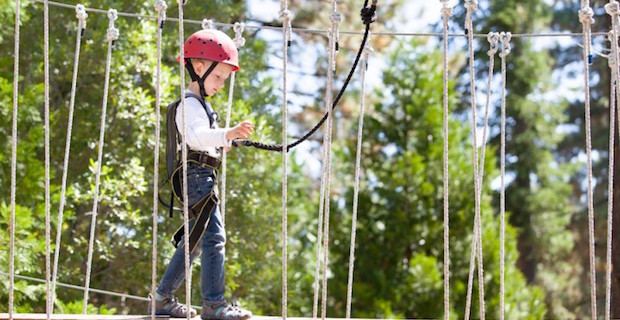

{"left": 579, "top": 6, "right": 595, "bottom": 25}
{"left": 279, "top": 8, "right": 291, "bottom": 20}
{"left": 499, "top": 32, "right": 512, "bottom": 58}
{"left": 279, "top": 9, "right": 293, "bottom": 46}
{"left": 465, "top": 0, "right": 479, "bottom": 11}
{"left": 233, "top": 22, "right": 246, "bottom": 48}
{"left": 441, "top": 6, "right": 453, "bottom": 19}
{"left": 329, "top": 10, "right": 342, "bottom": 24}
{"left": 154, "top": 0, "right": 167, "bottom": 28}
{"left": 106, "top": 9, "right": 119, "bottom": 43}
{"left": 76, "top": 4, "right": 88, "bottom": 25}
{"left": 606, "top": 1, "right": 620, "bottom": 16}
{"left": 360, "top": 4, "right": 377, "bottom": 25}
{"left": 202, "top": 19, "right": 214, "bottom": 30}
{"left": 487, "top": 32, "right": 500, "bottom": 56}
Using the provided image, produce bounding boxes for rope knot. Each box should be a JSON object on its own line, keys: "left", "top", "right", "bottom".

{"left": 606, "top": 1, "right": 620, "bottom": 16}
{"left": 465, "top": 0, "right": 479, "bottom": 11}
{"left": 441, "top": 6, "right": 453, "bottom": 19}
{"left": 499, "top": 32, "right": 512, "bottom": 58}
{"left": 487, "top": 32, "right": 500, "bottom": 56}
{"left": 106, "top": 9, "right": 119, "bottom": 42}
{"left": 107, "top": 8, "right": 118, "bottom": 21}
{"left": 579, "top": 7, "right": 595, "bottom": 25}
{"left": 233, "top": 22, "right": 246, "bottom": 48}
{"left": 154, "top": 0, "right": 167, "bottom": 14}
{"left": 202, "top": 19, "right": 214, "bottom": 30}
{"left": 360, "top": 4, "right": 377, "bottom": 25}
{"left": 279, "top": 9, "right": 292, "bottom": 20}
{"left": 76, "top": 4, "right": 88, "bottom": 22}
{"left": 329, "top": 11, "right": 342, "bottom": 24}
{"left": 279, "top": 9, "right": 293, "bottom": 46}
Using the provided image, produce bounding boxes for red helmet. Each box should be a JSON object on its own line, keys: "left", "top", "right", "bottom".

{"left": 180, "top": 29, "right": 240, "bottom": 72}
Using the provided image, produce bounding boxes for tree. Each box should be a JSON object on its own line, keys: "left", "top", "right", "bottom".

{"left": 449, "top": 1, "right": 581, "bottom": 317}
{"left": 0, "top": 0, "right": 319, "bottom": 315}
{"left": 326, "top": 39, "right": 545, "bottom": 319}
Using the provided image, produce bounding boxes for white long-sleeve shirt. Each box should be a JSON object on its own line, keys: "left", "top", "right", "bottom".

{"left": 176, "top": 90, "right": 230, "bottom": 158}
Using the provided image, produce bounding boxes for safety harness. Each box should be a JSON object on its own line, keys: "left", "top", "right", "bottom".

{"left": 165, "top": 90, "right": 222, "bottom": 254}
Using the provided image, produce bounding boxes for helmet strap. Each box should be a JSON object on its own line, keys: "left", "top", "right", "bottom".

{"left": 185, "top": 59, "right": 219, "bottom": 97}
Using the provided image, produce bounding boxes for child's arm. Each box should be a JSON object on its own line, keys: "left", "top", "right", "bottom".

{"left": 225, "top": 121, "right": 254, "bottom": 140}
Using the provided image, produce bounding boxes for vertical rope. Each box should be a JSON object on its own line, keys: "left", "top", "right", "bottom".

{"left": 498, "top": 32, "right": 511, "bottom": 320}
{"left": 175, "top": 1, "right": 192, "bottom": 318}
{"left": 463, "top": 1, "right": 486, "bottom": 319}
{"left": 82, "top": 8, "right": 118, "bottom": 314}
{"left": 43, "top": 0, "right": 52, "bottom": 318}
{"left": 345, "top": 42, "right": 371, "bottom": 320}
{"left": 605, "top": 31, "right": 617, "bottom": 320}
{"left": 605, "top": 5, "right": 620, "bottom": 319}
{"left": 152, "top": 2, "right": 167, "bottom": 320}
{"left": 579, "top": 2, "right": 597, "bottom": 318}
{"left": 221, "top": 22, "right": 245, "bottom": 225}
{"left": 51, "top": 5, "right": 87, "bottom": 311}
{"left": 312, "top": 138, "right": 328, "bottom": 319}
{"left": 320, "top": 3, "right": 340, "bottom": 318}
{"left": 279, "top": 3, "right": 292, "bottom": 318}
{"left": 440, "top": 2, "right": 453, "bottom": 317}
{"left": 477, "top": 32, "right": 499, "bottom": 215}
{"left": 9, "top": 0, "right": 21, "bottom": 319}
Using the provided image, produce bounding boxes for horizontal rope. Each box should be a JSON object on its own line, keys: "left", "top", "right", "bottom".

{"left": 32, "top": 0, "right": 610, "bottom": 39}
{"left": 0, "top": 271, "right": 201, "bottom": 309}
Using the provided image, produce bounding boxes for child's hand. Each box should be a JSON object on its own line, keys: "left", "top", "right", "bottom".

{"left": 226, "top": 121, "right": 255, "bottom": 140}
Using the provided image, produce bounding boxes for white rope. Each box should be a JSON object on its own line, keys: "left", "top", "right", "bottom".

{"left": 319, "top": 3, "right": 340, "bottom": 318}
{"left": 151, "top": 2, "right": 166, "bottom": 320}
{"left": 605, "top": 30, "right": 617, "bottom": 320}
{"left": 202, "top": 18, "right": 213, "bottom": 30}
{"left": 221, "top": 22, "right": 245, "bottom": 226}
{"left": 9, "top": 0, "right": 21, "bottom": 318}
{"left": 279, "top": 4, "right": 291, "bottom": 319}
{"left": 82, "top": 8, "right": 118, "bottom": 314}
{"left": 440, "top": 1, "right": 452, "bottom": 317}
{"left": 345, "top": 42, "right": 372, "bottom": 320}
{"left": 498, "top": 31, "right": 511, "bottom": 320}
{"left": 463, "top": 1, "right": 486, "bottom": 319}
{"left": 312, "top": 140, "right": 328, "bottom": 319}
{"left": 29, "top": 0, "right": 616, "bottom": 39}
{"left": 51, "top": 5, "right": 87, "bottom": 312}
{"left": 0, "top": 271, "right": 203, "bottom": 309}
{"left": 604, "top": 3, "right": 620, "bottom": 313}
{"left": 43, "top": 0, "right": 52, "bottom": 318}
{"left": 579, "top": 2, "right": 597, "bottom": 318}
{"left": 175, "top": 1, "right": 192, "bottom": 318}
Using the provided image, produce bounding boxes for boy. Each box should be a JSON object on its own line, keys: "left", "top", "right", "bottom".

{"left": 148, "top": 29, "right": 254, "bottom": 320}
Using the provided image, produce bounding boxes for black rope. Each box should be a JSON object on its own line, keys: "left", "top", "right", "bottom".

{"left": 232, "top": 0, "right": 377, "bottom": 152}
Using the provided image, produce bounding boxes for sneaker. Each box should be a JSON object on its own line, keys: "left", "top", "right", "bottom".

{"left": 147, "top": 293, "right": 198, "bottom": 318}
{"left": 200, "top": 299, "right": 252, "bottom": 320}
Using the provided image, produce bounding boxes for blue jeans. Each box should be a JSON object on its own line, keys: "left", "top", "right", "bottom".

{"left": 157, "top": 162, "right": 226, "bottom": 302}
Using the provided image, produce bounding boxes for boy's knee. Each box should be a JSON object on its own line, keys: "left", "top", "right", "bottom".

{"left": 202, "top": 231, "right": 226, "bottom": 250}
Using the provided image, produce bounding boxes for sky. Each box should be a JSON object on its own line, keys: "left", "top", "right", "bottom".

{"left": 243, "top": 0, "right": 449, "bottom": 177}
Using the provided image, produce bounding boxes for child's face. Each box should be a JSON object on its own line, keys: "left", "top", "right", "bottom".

{"left": 197, "top": 61, "right": 235, "bottom": 96}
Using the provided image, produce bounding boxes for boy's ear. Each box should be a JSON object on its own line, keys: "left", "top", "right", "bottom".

{"left": 191, "top": 59, "right": 204, "bottom": 75}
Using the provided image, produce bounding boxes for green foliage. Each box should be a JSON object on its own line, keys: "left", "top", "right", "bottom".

{"left": 0, "top": 0, "right": 315, "bottom": 315}
{"left": 326, "top": 39, "right": 545, "bottom": 319}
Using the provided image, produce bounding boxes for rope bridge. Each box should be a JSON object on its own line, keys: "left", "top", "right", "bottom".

{"left": 6, "top": 0, "right": 619, "bottom": 319}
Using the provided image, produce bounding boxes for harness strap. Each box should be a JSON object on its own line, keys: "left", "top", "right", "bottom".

{"left": 171, "top": 192, "right": 219, "bottom": 254}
